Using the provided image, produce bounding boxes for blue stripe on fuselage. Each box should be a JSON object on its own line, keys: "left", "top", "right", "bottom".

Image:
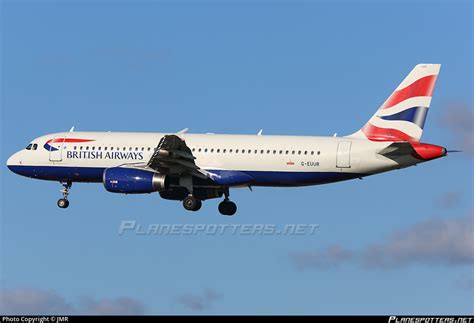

{"left": 7, "top": 165, "right": 105, "bottom": 182}
{"left": 7, "top": 165, "right": 364, "bottom": 186}
{"left": 207, "top": 169, "right": 362, "bottom": 186}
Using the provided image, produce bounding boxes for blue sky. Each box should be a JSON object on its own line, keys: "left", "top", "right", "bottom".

{"left": 1, "top": 0, "right": 473, "bottom": 315}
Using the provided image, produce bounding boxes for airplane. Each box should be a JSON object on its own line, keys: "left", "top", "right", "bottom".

{"left": 6, "top": 64, "right": 450, "bottom": 216}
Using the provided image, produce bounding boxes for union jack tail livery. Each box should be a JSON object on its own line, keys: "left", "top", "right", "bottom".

{"left": 350, "top": 64, "right": 441, "bottom": 142}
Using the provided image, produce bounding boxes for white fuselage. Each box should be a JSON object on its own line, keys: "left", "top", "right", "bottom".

{"left": 7, "top": 131, "right": 414, "bottom": 187}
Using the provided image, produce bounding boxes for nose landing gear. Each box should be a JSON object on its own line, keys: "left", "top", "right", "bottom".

{"left": 57, "top": 181, "right": 72, "bottom": 209}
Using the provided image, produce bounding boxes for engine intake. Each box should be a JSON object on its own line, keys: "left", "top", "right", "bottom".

{"left": 103, "top": 167, "right": 168, "bottom": 194}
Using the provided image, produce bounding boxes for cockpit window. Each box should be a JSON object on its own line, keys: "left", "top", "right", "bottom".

{"left": 26, "top": 144, "right": 32, "bottom": 150}
{"left": 32, "top": 144, "right": 38, "bottom": 150}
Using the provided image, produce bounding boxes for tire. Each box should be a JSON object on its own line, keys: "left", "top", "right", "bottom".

{"left": 194, "top": 200, "right": 202, "bottom": 211}
{"left": 57, "top": 199, "right": 69, "bottom": 209}
{"left": 183, "top": 195, "right": 201, "bottom": 211}
{"left": 218, "top": 201, "right": 237, "bottom": 216}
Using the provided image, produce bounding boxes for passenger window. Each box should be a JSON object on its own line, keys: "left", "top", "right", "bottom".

{"left": 267, "top": 150, "right": 270, "bottom": 154}
{"left": 211, "top": 149, "right": 214, "bottom": 153}
{"left": 80, "top": 146, "right": 83, "bottom": 150}
{"left": 273, "top": 150, "right": 276, "bottom": 154}
{"left": 198, "top": 148, "right": 202, "bottom": 152}
{"left": 74, "top": 146, "right": 77, "bottom": 150}
{"left": 261, "top": 150, "right": 264, "bottom": 154}
{"left": 286, "top": 150, "right": 289, "bottom": 155}
{"left": 204, "top": 148, "right": 208, "bottom": 153}
{"left": 104, "top": 147, "right": 108, "bottom": 151}
{"left": 317, "top": 151, "right": 321, "bottom": 155}
{"left": 242, "top": 150, "right": 245, "bottom": 154}
{"left": 304, "top": 151, "right": 307, "bottom": 155}
{"left": 223, "top": 149, "right": 226, "bottom": 153}
{"left": 254, "top": 149, "right": 257, "bottom": 154}
{"left": 92, "top": 146, "right": 95, "bottom": 150}
{"left": 236, "top": 149, "right": 239, "bottom": 153}
{"left": 86, "top": 146, "right": 89, "bottom": 150}
{"left": 248, "top": 149, "right": 251, "bottom": 153}
{"left": 311, "top": 151, "right": 314, "bottom": 155}
{"left": 147, "top": 147, "right": 151, "bottom": 151}
{"left": 229, "top": 149, "right": 233, "bottom": 153}
{"left": 298, "top": 151, "right": 301, "bottom": 155}
{"left": 279, "top": 150, "right": 282, "bottom": 154}
{"left": 217, "top": 149, "right": 220, "bottom": 153}
{"left": 292, "top": 150, "right": 295, "bottom": 155}
{"left": 98, "top": 147, "right": 101, "bottom": 151}
{"left": 135, "top": 147, "right": 139, "bottom": 151}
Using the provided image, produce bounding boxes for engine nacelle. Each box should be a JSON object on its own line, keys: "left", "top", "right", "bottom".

{"left": 103, "top": 167, "right": 168, "bottom": 194}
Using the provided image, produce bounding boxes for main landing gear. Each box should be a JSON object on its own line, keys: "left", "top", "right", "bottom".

{"left": 57, "top": 181, "right": 72, "bottom": 209}
{"left": 218, "top": 190, "right": 237, "bottom": 216}
{"left": 218, "top": 199, "right": 237, "bottom": 216}
{"left": 181, "top": 190, "right": 237, "bottom": 216}
{"left": 182, "top": 195, "right": 202, "bottom": 212}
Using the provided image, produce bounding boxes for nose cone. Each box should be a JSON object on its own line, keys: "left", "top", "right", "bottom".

{"left": 6, "top": 151, "right": 21, "bottom": 174}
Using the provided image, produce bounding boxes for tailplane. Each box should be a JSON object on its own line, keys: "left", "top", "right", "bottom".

{"left": 348, "top": 64, "right": 441, "bottom": 142}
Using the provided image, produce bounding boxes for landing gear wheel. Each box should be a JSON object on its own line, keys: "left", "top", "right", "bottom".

{"left": 57, "top": 181, "right": 72, "bottom": 209}
{"left": 194, "top": 200, "right": 202, "bottom": 211}
{"left": 57, "top": 198, "right": 69, "bottom": 209}
{"left": 183, "top": 195, "right": 202, "bottom": 211}
{"left": 218, "top": 200, "right": 237, "bottom": 216}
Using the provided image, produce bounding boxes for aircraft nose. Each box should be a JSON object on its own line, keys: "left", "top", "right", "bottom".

{"left": 6, "top": 151, "right": 21, "bottom": 172}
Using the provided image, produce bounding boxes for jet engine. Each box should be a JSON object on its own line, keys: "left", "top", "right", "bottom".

{"left": 103, "top": 167, "right": 168, "bottom": 194}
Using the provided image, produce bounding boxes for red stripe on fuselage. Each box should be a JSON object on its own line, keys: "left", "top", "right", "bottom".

{"left": 381, "top": 75, "right": 437, "bottom": 110}
{"left": 46, "top": 138, "right": 95, "bottom": 144}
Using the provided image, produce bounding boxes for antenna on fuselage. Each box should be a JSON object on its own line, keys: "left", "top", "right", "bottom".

{"left": 69, "top": 126, "right": 75, "bottom": 132}
{"left": 257, "top": 129, "right": 263, "bottom": 136}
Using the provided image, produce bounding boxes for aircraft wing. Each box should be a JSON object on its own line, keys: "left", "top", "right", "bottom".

{"left": 145, "top": 134, "right": 209, "bottom": 179}
{"left": 115, "top": 134, "right": 255, "bottom": 186}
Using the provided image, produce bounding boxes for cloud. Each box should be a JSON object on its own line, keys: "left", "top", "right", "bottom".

{"left": 289, "top": 245, "right": 353, "bottom": 271}
{"left": 436, "top": 191, "right": 463, "bottom": 209}
{"left": 176, "top": 288, "right": 221, "bottom": 312}
{"left": 439, "top": 103, "right": 474, "bottom": 154}
{"left": 0, "top": 288, "right": 73, "bottom": 315}
{"left": 79, "top": 296, "right": 146, "bottom": 315}
{"left": 289, "top": 213, "right": 474, "bottom": 271}
{"left": 362, "top": 213, "right": 474, "bottom": 268}
{"left": 0, "top": 287, "right": 146, "bottom": 315}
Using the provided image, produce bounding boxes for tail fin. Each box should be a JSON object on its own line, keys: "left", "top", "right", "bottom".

{"left": 349, "top": 64, "right": 441, "bottom": 142}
